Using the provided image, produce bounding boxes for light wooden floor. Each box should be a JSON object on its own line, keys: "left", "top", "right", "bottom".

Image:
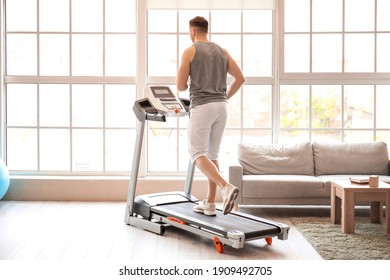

{"left": 0, "top": 201, "right": 325, "bottom": 260}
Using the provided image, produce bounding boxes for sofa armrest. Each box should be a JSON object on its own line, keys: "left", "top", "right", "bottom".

{"left": 229, "top": 165, "right": 244, "bottom": 204}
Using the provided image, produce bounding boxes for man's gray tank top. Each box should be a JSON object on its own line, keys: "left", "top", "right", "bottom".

{"left": 189, "top": 41, "right": 228, "bottom": 108}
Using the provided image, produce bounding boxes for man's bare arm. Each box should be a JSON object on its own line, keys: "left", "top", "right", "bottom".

{"left": 176, "top": 46, "right": 195, "bottom": 91}
{"left": 225, "top": 50, "right": 245, "bottom": 100}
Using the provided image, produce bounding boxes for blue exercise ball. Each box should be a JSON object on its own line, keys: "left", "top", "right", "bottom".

{"left": 0, "top": 161, "right": 10, "bottom": 200}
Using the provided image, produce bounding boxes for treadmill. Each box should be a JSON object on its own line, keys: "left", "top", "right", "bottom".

{"left": 124, "top": 86, "right": 289, "bottom": 253}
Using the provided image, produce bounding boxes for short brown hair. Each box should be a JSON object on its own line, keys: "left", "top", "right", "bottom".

{"left": 189, "top": 16, "right": 208, "bottom": 33}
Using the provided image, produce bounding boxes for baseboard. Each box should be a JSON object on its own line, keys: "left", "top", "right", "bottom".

{"left": 3, "top": 176, "right": 212, "bottom": 201}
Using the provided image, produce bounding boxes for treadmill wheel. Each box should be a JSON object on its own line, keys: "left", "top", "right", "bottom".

{"left": 265, "top": 237, "right": 272, "bottom": 245}
{"left": 213, "top": 237, "right": 224, "bottom": 254}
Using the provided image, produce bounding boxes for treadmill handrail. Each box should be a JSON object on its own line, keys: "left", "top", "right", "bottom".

{"left": 146, "top": 113, "right": 166, "bottom": 122}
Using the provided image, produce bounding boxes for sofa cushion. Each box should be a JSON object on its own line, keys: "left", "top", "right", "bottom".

{"left": 313, "top": 141, "right": 389, "bottom": 176}
{"left": 242, "top": 175, "right": 326, "bottom": 198}
{"left": 238, "top": 142, "right": 314, "bottom": 175}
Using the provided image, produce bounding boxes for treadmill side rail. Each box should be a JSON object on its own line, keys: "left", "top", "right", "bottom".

{"left": 156, "top": 214, "right": 246, "bottom": 249}
{"left": 230, "top": 210, "right": 290, "bottom": 241}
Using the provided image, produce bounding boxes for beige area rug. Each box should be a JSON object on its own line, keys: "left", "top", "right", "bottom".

{"left": 291, "top": 216, "right": 390, "bottom": 260}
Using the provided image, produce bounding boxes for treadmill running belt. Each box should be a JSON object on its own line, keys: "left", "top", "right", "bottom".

{"left": 152, "top": 202, "right": 280, "bottom": 239}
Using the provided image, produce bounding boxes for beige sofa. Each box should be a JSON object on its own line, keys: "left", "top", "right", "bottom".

{"left": 229, "top": 141, "right": 390, "bottom": 206}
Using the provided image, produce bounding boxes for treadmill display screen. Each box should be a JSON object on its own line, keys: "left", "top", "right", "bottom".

{"left": 154, "top": 89, "right": 169, "bottom": 95}
{"left": 151, "top": 86, "right": 174, "bottom": 99}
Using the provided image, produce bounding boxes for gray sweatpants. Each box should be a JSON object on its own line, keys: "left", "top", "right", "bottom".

{"left": 187, "top": 102, "right": 228, "bottom": 163}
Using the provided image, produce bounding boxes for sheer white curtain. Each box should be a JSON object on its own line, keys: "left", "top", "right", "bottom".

{"left": 146, "top": 0, "right": 277, "bottom": 10}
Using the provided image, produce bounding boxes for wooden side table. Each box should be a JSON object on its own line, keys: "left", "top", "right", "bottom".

{"left": 330, "top": 180, "right": 390, "bottom": 234}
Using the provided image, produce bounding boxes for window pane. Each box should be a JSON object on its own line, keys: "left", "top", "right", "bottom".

{"left": 148, "top": 35, "right": 177, "bottom": 76}
{"left": 72, "top": 85, "right": 103, "bottom": 127}
{"left": 6, "top": 34, "right": 37, "bottom": 75}
{"left": 148, "top": 130, "right": 177, "bottom": 172}
{"left": 312, "top": 85, "right": 342, "bottom": 129}
{"left": 344, "top": 34, "right": 374, "bottom": 72}
{"left": 105, "top": 35, "right": 136, "bottom": 76}
{"left": 6, "top": 84, "right": 37, "bottom": 126}
{"left": 178, "top": 130, "right": 189, "bottom": 172}
{"left": 148, "top": 10, "right": 177, "bottom": 32}
{"left": 105, "top": 85, "right": 136, "bottom": 127}
{"left": 242, "top": 130, "right": 272, "bottom": 144}
{"left": 72, "top": 129, "right": 103, "bottom": 171}
{"left": 39, "top": 84, "right": 70, "bottom": 127}
{"left": 284, "top": 34, "right": 310, "bottom": 72}
{"left": 284, "top": 0, "right": 310, "bottom": 32}
{"left": 7, "top": 128, "right": 38, "bottom": 170}
{"left": 376, "top": 85, "right": 390, "bottom": 129}
{"left": 178, "top": 112, "right": 189, "bottom": 129}
{"left": 106, "top": 0, "right": 136, "bottom": 32}
{"left": 243, "top": 85, "right": 272, "bottom": 128}
{"left": 72, "top": 35, "right": 103, "bottom": 76}
{"left": 312, "top": 131, "right": 342, "bottom": 142}
{"left": 312, "top": 34, "right": 342, "bottom": 72}
{"left": 312, "top": 0, "right": 342, "bottom": 32}
{"left": 243, "top": 10, "right": 272, "bottom": 33}
{"left": 211, "top": 10, "right": 241, "bottom": 33}
{"left": 376, "top": 131, "right": 390, "bottom": 144}
{"left": 40, "top": 35, "right": 69, "bottom": 76}
{"left": 179, "top": 10, "right": 209, "bottom": 33}
{"left": 212, "top": 35, "right": 241, "bottom": 67}
{"left": 243, "top": 35, "right": 272, "bottom": 77}
{"left": 279, "top": 130, "right": 310, "bottom": 143}
{"left": 105, "top": 129, "right": 134, "bottom": 171}
{"left": 39, "top": 0, "right": 69, "bottom": 32}
{"left": 345, "top": 0, "right": 375, "bottom": 32}
{"left": 344, "top": 130, "right": 374, "bottom": 142}
{"left": 72, "top": 0, "right": 103, "bottom": 32}
{"left": 5, "top": 0, "right": 37, "bottom": 31}
{"left": 40, "top": 129, "right": 70, "bottom": 171}
{"left": 226, "top": 91, "right": 241, "bottom": 128}
{"left": 377, "top": 34, "right": 390, "bottom": 72}
{"left": 377, "top": 0, "right": 390, "bottom": 31}
{"left": 280, "top": 85, "right": 309, "bottom": 128}
{"left": 344, "top": 85, "right": 374, "bottom": 129}
{"left": 219, "top": 130, "right": 241, "bottom": 171}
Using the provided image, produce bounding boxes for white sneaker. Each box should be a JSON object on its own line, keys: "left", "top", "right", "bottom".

{"left": 193, "top": 199, "right": 216, "bottom": 216}
{"left": 221, "top": 183, "right": 239, "bottom": 215}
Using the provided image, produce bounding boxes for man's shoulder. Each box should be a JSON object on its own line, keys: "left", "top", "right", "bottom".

{"left": 185, "top": 45, "right": 196, "bottom": 56}
{"left": 181, "top": 45, "right": 196, "bottom": 62}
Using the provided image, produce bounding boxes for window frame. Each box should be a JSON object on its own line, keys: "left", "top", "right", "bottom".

{"left": 1, "top": 0, "right": 390, "bottom": 177}
{"left": 278, "top": 0, "right": 390, "bottom": 143}
{"left": 2, "top": 0, "right": 137, "bottom": 175}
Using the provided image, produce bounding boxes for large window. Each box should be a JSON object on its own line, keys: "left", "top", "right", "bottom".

{"left": 146, "top": 9, "right": 275, "bottom": 174}
{"left": 2, "top": 0, "right": 390, "bottom": 176}
{"left": 280, "top": 0, "right": 390, "bottom": 144}
{"left": 4, "top": 0, "right": 137, "bottom": 174}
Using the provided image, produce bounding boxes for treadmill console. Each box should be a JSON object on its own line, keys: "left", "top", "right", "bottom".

{"left": 145, "top": 86, "right": 188, "bottom": 117}
{"left": 133, "top": 86, "right": 189, "bottom": 122}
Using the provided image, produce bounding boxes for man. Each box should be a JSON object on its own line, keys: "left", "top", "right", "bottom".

{"left": 176, "top": 16, "right": 245, "bottom": 215}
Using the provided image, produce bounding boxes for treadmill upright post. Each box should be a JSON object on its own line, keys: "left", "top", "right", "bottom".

{"left": 124, "top": 118, "right": 145, "bottom": 224}
{"left": 184, "top": 160, "right": 195, "bottom": 196}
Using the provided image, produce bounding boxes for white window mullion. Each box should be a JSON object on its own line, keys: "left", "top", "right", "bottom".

{"left": 137, "top": 0, "right": 148, "bottom": 177}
